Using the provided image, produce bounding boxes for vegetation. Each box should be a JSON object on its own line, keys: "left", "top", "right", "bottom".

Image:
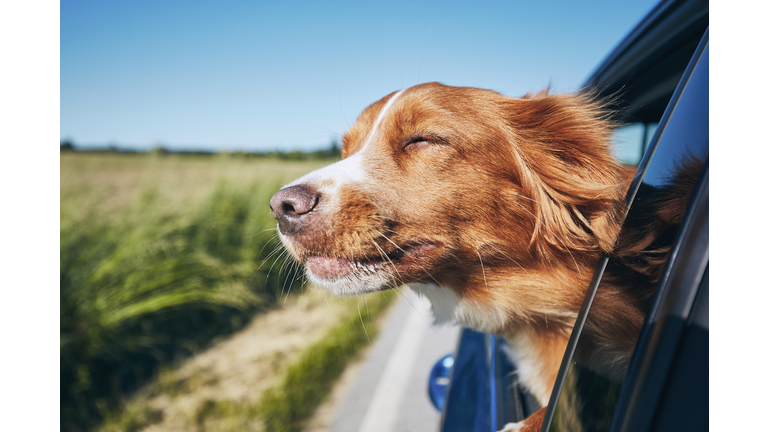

{"left": 257, "top": 292, "right": 393, "bottom": 432}
{"left": 60, "top": 140, "right": 342, "bottom": 161}
{"left": 61, "top": 153, "right": 333, "bottom": 431}
{"left": 97, "top": 290, "right": 395, "bottom": 432}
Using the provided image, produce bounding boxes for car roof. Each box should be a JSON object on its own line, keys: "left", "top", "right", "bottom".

{"left": 584, "top": 0, "right": 709, "bottom": 124}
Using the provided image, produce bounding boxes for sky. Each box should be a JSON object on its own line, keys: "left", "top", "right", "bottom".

{"left": 61, "top": 0, "right": 660, "bottom": 152}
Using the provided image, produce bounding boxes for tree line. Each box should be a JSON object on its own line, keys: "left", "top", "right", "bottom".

{"left": 60, "top": 139, "right": 342, "bottom": 161}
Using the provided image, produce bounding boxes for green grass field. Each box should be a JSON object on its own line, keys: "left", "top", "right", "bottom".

{"left": 61, "top": 153, "right": 332, "bottom": 431}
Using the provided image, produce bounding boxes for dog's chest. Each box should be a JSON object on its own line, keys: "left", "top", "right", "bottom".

{"left": 407, "top": 282, "right": 508, "bottom": 335}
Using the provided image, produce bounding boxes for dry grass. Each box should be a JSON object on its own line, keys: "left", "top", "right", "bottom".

{"left": 101, "top": 290, "right": 340, "bottom": 431}
{"left": 60, "top": 153, "right": 327, "bottom": 223}
{"left": 98, "top": 290, "right": 395, "bottom": 432}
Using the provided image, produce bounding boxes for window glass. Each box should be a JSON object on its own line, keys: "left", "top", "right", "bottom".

{"left": 612, "top": 123, "right": 644, "bottom": 166}
{"left": 644, "top": 123, "right": 658, "bottom": 150}
{"left": 612, "top": 122, "right": 659, "bottom": 167}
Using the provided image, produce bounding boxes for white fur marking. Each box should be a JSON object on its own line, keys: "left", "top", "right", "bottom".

{"left": 287, "top": 152, "right": 366, "bottom": 195}
{"left": 360, "top": 89, "right": 404, "bottom": 152}
{"left": 284, "top": 89, "right": 404, "bottom": 195}
{"left": 408, "top": 283, "right": 508, "bottom": 332}
{"left": 499, "top": 422, "right": 526, "bottom": 432}
{"left": 502, "top": 331, "right": 554, "bottom": 406}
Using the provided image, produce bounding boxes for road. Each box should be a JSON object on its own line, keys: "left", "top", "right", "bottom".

{"left": 327, "top": 290, "right": 461, "bottom": 432}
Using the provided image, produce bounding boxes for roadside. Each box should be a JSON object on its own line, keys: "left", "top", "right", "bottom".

{"left": 304, "top": 289, "right": 461, "bottom": 432}
{"left": 99, "top": 289, "right": 394, "bottom": 432}
{"left": 97, "top": 286, "right": 458, "bottom": 432}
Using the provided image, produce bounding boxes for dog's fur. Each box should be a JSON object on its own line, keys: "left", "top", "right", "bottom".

{"left": 269, "top": 82, "right": 694, "bottom": 430}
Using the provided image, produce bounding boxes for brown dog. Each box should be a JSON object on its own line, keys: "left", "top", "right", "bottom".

{"left": 269, "top": 82, "right": 674, "bottom": 430}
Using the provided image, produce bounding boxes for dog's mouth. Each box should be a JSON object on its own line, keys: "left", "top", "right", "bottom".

{"left": 305, "top": 242, "right": 440, "bottom": 282}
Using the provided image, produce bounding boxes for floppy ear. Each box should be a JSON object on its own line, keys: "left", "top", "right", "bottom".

{"left": 503, "top": 90, "right": 631, "bottom": 260}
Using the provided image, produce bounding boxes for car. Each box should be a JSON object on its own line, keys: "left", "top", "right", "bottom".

{"left": 428, "top": 0, "right": 709, "bottom": 430}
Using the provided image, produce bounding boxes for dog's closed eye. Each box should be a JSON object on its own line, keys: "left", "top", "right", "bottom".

{"left": 401, "top": 134, "right": 448, "bottom": 153}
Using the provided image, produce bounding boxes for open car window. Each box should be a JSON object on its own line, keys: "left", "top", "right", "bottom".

{"left": 542, "top": 29, "right": 709, "bottom": 432}
{"left": 613, "top": 122, "right": 658, "bottom": 166}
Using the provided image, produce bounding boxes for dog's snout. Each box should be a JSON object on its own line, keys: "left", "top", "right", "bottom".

{"left": 270, "top": 185, "right": 320, "bottom": 234}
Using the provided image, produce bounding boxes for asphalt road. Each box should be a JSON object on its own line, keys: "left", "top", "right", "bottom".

{"left": 328, "top": 290, "right": 461, "bottom": 432}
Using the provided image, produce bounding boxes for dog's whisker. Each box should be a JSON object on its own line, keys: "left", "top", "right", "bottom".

{"left": 280, "top": 257, "right": 297, "bottom": 301}
{"left": 402, "top": 286, "right": 439, "bottom": 334}
{"left": 277, "top": 250, "right": 293, "bottom": 278}
{"left": 369, "top": 229, "right": 441, "bottom": 286}
{"left": 367, "top": 232, "right": 397, "bottom": 269}
{"left": 265, "top": 247, "right": 290, "bottom": 280}
{"left": 258, "top": 241, "right": 285, "bottom": 271}
{"left": 365, "top": 232, "right": 405, "bottom": 289}
{"left": 282, "top": 259, "right": 303, "bottom": 305}
{"left": 258, "top": 233, "right": 281, "bottom": 254}
{"left": 371, "top": 229, "right": 439, "bottom": 286}
{"left": 373, "top": 229, "right": 406, "bottom": 253}
{"left": 261, "top": 234, "right": 281, "bottom": 252}
{"left": 477, "top": 249, "right": 489, "bottom": 291}
{"left": 390, "top": 285, "right": 410, "bottom": 310}
{"left": 247, "top": 227, "right": 279, "bottom": 240}
{"left": 357, "top": 296, "right": 370, "bottom": 342}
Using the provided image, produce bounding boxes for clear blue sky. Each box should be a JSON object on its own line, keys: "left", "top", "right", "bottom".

{"left": 61, "top": 0, "right": 659, "bottom": 152}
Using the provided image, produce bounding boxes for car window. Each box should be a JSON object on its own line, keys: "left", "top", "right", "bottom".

{"left": 613, "top": 122, "right": 659, "bottom": 166}
{"left": 543, "top": 34, "right": 709, "bottom": 432}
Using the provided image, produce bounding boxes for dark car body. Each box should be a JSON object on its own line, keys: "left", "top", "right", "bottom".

{"left": 433, "top": 1, "right": 709, "bottom": 431}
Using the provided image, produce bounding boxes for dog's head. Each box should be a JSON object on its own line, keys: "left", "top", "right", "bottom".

{"left": 270, "top": 83, "right": 628, "bottom": 308}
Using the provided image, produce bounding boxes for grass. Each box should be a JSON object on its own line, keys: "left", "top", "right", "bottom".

{"left": 61, "top": 152, "right": 331, "bottom": 432}
{"left": 92, "top": 287, "right": 396, "bottom": 432}
{"left": 258, "top": 292, "right": 394, "bottom": 432}
{"left": 149, "top": 291, "right": 396, "bottom": 432}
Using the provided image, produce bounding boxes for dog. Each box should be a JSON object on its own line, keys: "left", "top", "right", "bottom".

{"left": 269, "top": 82, "right": 693, "bottom": 431}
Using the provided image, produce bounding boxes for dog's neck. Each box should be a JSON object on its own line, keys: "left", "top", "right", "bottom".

{"left": 409, "top": 246, "right": 650, "bottom": 386}
{"left": 408, "top": 254, "right": 599, "bottom": 331}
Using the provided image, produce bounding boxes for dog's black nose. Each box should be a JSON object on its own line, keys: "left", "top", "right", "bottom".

{"left": 270, "top": 185, "right": 320, "bottom": 235}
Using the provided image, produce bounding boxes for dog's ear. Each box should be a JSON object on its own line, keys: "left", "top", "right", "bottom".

{"left": 502, "top": 91, "right": 631, "bottom": 260}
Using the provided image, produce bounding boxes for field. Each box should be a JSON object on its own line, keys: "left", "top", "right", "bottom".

{"left": 60, "top": 153, "right": 394, "bottom": 432}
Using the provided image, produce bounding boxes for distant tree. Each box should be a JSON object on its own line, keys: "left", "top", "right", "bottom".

{"left": 60, "top": 140, "right": 75, "bottom": 151}
{"left": 311, "top": 139, "right": 341, "bottom": 160}
{"left": 281, "top": 150, "right": 304, "bottom": 161}
{"left": 329, "top": 139, "right": 341, "bottom": 159}
{"left": 150, "top": 145, "right": 169, "bottom": 155}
